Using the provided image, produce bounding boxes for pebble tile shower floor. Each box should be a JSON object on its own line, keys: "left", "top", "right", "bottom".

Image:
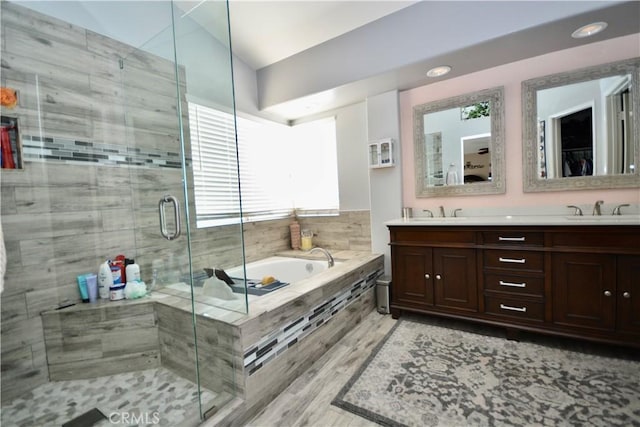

{"left": 1, "top": 367, "right": 216, "bottom": 427}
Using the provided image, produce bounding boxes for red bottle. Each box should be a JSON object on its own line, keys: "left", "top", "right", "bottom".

{"left": 113, "top": 255, "right": 127, "bottom": 284}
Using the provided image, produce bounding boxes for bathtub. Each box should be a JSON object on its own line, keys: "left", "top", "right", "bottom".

{"left": 225, "top": 256, "right": 336, "bottom": 284}
{"left": 164, "top": 256, "right": 339, "bottom": 302}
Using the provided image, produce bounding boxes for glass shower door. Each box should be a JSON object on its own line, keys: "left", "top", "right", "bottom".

{"left": 121, "top": 0, "right": 244, "bottom": 422}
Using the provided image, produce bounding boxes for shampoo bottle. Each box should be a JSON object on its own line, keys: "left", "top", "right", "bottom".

{"left": 98, "top": 260, "right": 113, "bottom": 299}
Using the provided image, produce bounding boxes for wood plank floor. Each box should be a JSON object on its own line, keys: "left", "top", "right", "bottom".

{"left": 246, "top": 309, "right": 397, "bottom": 427}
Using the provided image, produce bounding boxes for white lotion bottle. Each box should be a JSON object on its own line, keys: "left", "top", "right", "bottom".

{"left": 126, "top": 261, "right": 141, "bottom": 282}
{"left": 98, "top": 260, "right": 113, "bottom": 299}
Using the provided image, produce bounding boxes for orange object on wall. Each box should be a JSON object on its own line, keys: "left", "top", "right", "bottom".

{"left": 0, "top": 87, "right": 18, "bottom": 109}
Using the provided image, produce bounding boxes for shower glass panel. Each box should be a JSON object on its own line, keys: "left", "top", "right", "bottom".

{"left": 0, "top": 0, "right": 243, "bottom": 425}
{"left": 121, "top": 0, "right": 246, "bottom": 422}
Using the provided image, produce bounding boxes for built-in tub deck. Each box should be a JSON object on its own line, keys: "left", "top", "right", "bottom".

{"left": 41, "top": 250, "right": 384, "bottom": 424}
{"left": 153, "top": 250, "right": 381, "bottom": 323}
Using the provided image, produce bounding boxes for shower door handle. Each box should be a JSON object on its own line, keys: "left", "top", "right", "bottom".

{"left": 158, "top": 195, "right": 181, "bottom": 240}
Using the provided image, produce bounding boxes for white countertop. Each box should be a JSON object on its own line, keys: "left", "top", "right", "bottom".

{"left": 386, "top": 215, "right": 640, "bottom": 226}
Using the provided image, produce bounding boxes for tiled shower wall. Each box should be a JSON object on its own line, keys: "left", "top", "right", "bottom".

{"left": 0, "top": 2, "right": 371, "bottom": 403}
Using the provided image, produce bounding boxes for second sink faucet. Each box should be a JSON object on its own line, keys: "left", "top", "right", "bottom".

{"left": 612, "top": 204, "right": 630, "bottom": 215}
{"left": 592, "top": 200, "right": 604, "bottom": 216}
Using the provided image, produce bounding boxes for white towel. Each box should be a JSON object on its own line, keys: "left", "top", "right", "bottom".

{"left": 202, "top": 276, "right": 237, "bottom": 300}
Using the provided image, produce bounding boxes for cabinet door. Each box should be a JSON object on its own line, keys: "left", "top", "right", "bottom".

{"left": 433, "top": 248, "right": 477, "bottom": 312}
{"left": 391, "top": 246, "right": 433, "bottom": 309}
{"left": 552, "top": 253, "right": 616, "bottom": 331}
{"left": 617, "top": 255, "right": 640, "bottom": 335}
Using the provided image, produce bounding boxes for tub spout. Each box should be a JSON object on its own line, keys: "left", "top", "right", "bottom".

{"left": 310, "top": 247, "right": 335, "bottom": 268}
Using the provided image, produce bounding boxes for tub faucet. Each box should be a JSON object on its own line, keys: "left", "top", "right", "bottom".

{"left": 310, "top": 247, "right": 335, "bottom": 268}
{"left": 592, "top": 200, "right": 604, "bottom": 216}
{"left": 439, "top": 206, "right": 446, "bottom": 217}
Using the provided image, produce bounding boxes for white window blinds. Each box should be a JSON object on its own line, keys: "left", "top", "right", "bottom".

{"left": 189, "top": 102, "right": 338, "bottom": 227}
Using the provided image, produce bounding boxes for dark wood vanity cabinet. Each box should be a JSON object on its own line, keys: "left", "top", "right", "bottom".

{"left": 389, "top": 224, "right": 640, "bottom": 348}
{"left": 552, "top": 252, "right": 617, "bottom": 332}
{"left": 391, "top": 241, "right": 476, "bottom": 313}
{"left": 618, "top": 256, "right": 640, "bottom": 336}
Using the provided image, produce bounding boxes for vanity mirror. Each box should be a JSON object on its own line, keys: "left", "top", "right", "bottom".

{"left": 414, "top": 87, "right": 505, "bottom": 197}
{"left": 522, "top": 58, "right": 640, "bottom": 192}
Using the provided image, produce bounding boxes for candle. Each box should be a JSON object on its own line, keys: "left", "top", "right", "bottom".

{"left": 301, "top": 229, "right": 313, "bottom": 250}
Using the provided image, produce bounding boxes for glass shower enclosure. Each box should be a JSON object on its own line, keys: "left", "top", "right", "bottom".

{"left": 0, "top": 0, "right": 244, "bottom": 425}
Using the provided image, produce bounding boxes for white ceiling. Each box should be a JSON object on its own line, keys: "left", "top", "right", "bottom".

{"left": 11, "top": 1, "right": 640, "bottom": 121}
{"left": 226, "top": 1, "right": 417, "bottom": 69}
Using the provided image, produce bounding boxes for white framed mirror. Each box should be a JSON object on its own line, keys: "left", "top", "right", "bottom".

{"left": 522, "top": 58, "right": 640, "bottom": 192}
{"left": 414, "top": 86, "right": 505, "bottom": 197}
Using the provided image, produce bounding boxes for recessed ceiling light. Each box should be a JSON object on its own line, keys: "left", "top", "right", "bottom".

{"left": 427, "top": 65, "right": 452, "bottom": 78}
{"left": 572, "top": 22, "right": 608, "bottom": 38}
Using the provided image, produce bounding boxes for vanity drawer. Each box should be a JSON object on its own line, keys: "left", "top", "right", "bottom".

{"left": 484, "top": 250, "right": 544, "bottom": 273}
{"left": 484, "top": 296, "right": 544, "bottom": 322}
{"left": 481, "top": 231, "right": 544, "bottom": 247}
{"left": 484, "top": 273, "right": 544, "bottom": 296}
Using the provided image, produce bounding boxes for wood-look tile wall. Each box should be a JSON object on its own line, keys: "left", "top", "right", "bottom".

{"left": 0, "top": 2, "right": 196, "bottom": 402}
{"left": 0, "top": 2, "right": 372, "bottom": 403}
{"left": 298, "top": 210, "right": 371, "bottom": 252}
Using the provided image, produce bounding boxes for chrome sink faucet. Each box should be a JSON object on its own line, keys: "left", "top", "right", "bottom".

{"left": 423, "top": 209, "right": 434, "bottom": 217}
{"left": 592, "top": 200, "right": 604, "bottom": 216}
{"left": 439, "top": 206, "right": 446, "bottom": 217}
{"left": 310, "top": 247, "right": 334, "bottom": 268}
{"left": 567, "top": 205, "right": 583, "bottom": 216}
{"left": 612, "top": 204, "right": 630, "bottom": 215}
{"left": 452, "top": 209, "right": 462, "bottom": 217}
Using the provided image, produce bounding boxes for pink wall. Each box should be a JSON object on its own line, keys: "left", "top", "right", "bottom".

{"left": 399, "top": 34, "right": 640, "bottom": 211}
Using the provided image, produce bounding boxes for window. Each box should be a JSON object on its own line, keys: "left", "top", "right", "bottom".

{"left": 189, "top": 103, "right": 338, "bottom": 227}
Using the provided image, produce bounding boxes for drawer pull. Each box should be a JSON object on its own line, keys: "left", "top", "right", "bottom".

{"left": 499, "top": 257, "right": 526, "bottom": 264}
{"left": 498, "top": 236, "right": 526, "bottom": 242}
{"left": 499, "top": 280, "right": 526, "bottom": 288}
{"left": 500, "top": 303, "right": 527, "bottom": 313}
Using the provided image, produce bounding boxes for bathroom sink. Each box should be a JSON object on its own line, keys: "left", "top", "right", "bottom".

{"left": 408, "top": 216, "right": 467, "bottom": 222}
{"left": 564, "top": 215, "right": 640, "bottom": 223}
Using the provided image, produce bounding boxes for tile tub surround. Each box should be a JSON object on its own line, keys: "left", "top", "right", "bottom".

{"left": 203, "top": 251, "right": 384, "bottom": 426}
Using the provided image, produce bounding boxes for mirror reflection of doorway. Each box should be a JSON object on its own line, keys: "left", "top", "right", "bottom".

{"left": 558, "top": 107, "right": 593, "bottom": 177}
{"left": 607, "top": 83, "right": 634, "bottom": 174}
{"left": 461, "top": 133, "right": 491, "bottom": 183}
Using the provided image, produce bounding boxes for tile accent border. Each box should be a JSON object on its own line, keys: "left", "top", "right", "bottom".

{"left": 243, "top": 268, "right": 383, "bottom": 376}
{"left": 21, "top": 134, "right": 188, "bottom": 169}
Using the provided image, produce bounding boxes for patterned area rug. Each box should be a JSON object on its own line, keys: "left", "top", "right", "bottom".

{"left": 332, "top": 318, "right": 640, "bottom": 426}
